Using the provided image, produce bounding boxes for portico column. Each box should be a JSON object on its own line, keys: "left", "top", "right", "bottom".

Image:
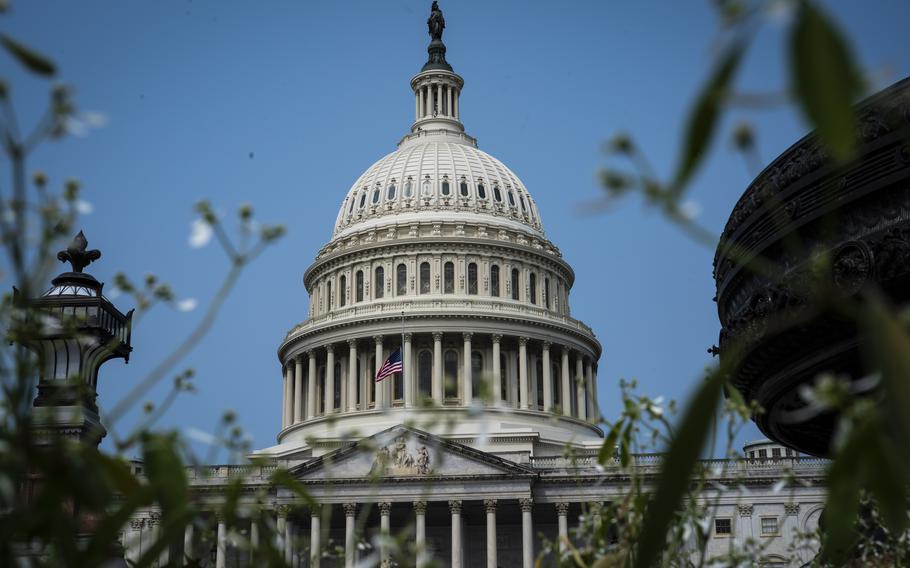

{"left": 576, "top": 355, "right": 587, "bottom": 421}
{"left": 216, "top": 512, "right": 227, "bottom": 568}
{"left": 310, "top": 505, "right": 322, "bottom": 568}
{"left": 347, "top": 339, "right": 358, "bottom": 412}
{"left": 520, "top": 498, "right": 534, "bottom": 568}
{"left": 276, "top": 506, "right": 287, "bottom": 551}
{"left": 343, "top": 503, "right": 357, "bottom": 568}
{"left": 484, "top": 499, "right": 497, "bottom": 568}
{"left": 249, "top": 517, "right": 259, "bottom": 560}
{"left": 325, "top": 345, "right": 335, "bottom": 414}
{"left": 284, "top": 515, "right": 295, "bottom": 566}
{"left": 294, "top": 357, "right": 304, "bottom": 423}
{"left": 432, "top": 332, "right": 443, "bottom": 404}
{"left": 449, "top": 500, "right": 463, "bottom": 568}
{"left": 518, "top": 337, "right": 529, "bottom": 410}
{"left": 542, "top": 342, "right": 552, "bottom": 412}
{"left": 561, "top": 348, "right": 571, "bottom": 417}
{"left": 183, "top": 522, "right": 194, "bottom": 565}
{"left": 374, "top": 335, "right": 385, "bottom": 408}
{"left": 463, "top": 333, "right": 473, "bottom": 404}
{"left": 404, "top": 333, "right": 414, "bottom": 407}
{"left": 556, "top": 502, "right": 569, "bottom": 555}
{"left": 380, "top": 502, "right": 392, "bottom": 564}
{"left": 492, "top": 334, "right": 502, "bottom": 405}
{"left": 414, "top": 501, "right": 428, "bottom": 567}
{"left": 306, "top": 351, "right": 317, "bottom": 419}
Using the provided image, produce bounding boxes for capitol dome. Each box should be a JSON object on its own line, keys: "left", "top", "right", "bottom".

{"left": 270, "top": 11, "right": 601, "bottom": 459}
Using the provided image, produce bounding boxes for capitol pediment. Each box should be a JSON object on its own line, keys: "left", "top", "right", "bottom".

{"left": 291, "top": 425, "right": 535, "bottom": 482}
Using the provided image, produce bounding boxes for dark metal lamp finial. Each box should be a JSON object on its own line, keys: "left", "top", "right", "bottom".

{"left": 57, "top": 230, "right": 101, "bottom": 273}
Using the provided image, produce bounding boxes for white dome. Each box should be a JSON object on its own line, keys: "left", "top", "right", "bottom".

{"left": 333, "top": 136, "right": 544, "bottom": 239}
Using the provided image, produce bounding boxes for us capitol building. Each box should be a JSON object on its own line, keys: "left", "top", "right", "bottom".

{"left": 36, "top": 4, "right": 826, "bottom": 567}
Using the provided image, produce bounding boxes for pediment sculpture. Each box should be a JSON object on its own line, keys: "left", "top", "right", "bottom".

{"left": 370, "top": 435, "right": 431, "bottom": 476}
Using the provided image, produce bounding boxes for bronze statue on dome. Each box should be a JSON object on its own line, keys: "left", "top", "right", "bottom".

{"left": 428, "top": 1, "right": 445, "bottom": 41}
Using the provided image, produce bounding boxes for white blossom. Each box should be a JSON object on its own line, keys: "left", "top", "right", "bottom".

{"left": 75, "top": 200, "right": 93, "bottom": 215}
{"left": 188, "top": 218, "right": 213, "bottom": 248}
{"left": 176, "top": 298, "right": 198, "bottom": 312}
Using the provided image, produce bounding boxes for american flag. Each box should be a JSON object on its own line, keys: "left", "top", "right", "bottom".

{"left": 376, "top": 348, "right": 403, "bottom": 382}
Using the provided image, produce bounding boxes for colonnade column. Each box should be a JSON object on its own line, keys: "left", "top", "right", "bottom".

{"left": 518, "top": 337, "right": 529, "bottom": 410}
{"left": 447, "top": 85, "right": 453, "bottom": 117}
{"left": 374, "top": 335, "right": 385, "bottom": 408}
{"left": 310, "top": 505, "right": 321, "bottom": 568}
{"left": 347, "top": 339, "right": 358, "bottom": 412}
{"left": 284, "top": 514, "right": 295, "bottom": 566}
{"left": 249, "top": 517, "right": 259, "bottom": 561}
{"left": 576, "top": 356, "right": 587, "bottom": 421}
{"left": 585, "top": 360, "right": 595, "bottom": 421}
{"left": 520, "top": 498, "right": 534, "bottom": 568}
{"left": 404, "top": 333, "right": 414, "bottom": 407}
{"left": 276, "top": 506, "right": 287, "bottom": 553}
{"left": 294, "top": 357, "right": 304, "bottom": 423}
{"left": 414, "top": 501, "right": 428, "bottom": 568}
{"left": 343, "top": 503, "right": 357, "bottom": 568}
{"left": 542, "top": 342, "right": 552, "bottom": 412}
{"left": 556, "top": 502, "right": 569, "bottom": 555}
{"left": 183, "top": 523, "right": 194, "bottom": 565}
{"left": 492, "top": 334, "right": 502, "bottom": 405}
{"left": 420, "top": 87, "right": 426, "bottom": 118}
{"left": 306, "top": 351, "right": 317, "bottom": 419}
{"left": 432, "top": 332, "right": 443, "bottom": 404}
{"left": 561, "top": 348, "right": 571, "bottom": 417}
{"left": 216, "top": 512, "right": 227, "bottom": 568}
{"left": 415, "top": 91, "right": 420, "bottom": 122}
{"left": 484, "top": 499, "right": 497, "bottom": 568}
{"left": 463, "top": 333, "right": 473, "bottom": 404}
{"left": 454, "top": 89, "right": 458, "bottom": 118}
{"left": 282, "top": 365, "right": 291, "bottom": 428}
{"left": 325, "top": 345, "right": 335, "bottom": 414}
{"left": 380, "top": 502, "right": 391, "bottom": 565}
{"left": 449, "top": 500, "right": 463, "bottom": 568}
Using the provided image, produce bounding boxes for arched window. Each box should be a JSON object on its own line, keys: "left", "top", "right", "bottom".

{"left": 511, "top": 268, "right": 520, "bottom": 301}
{"left": 422, "top": 178, "right": 432, "bottom": 196}
{"left": 419, "top": 262, "right": 431, "bottom": 294}
{"left": 387, "top": 182, "right": 397, "bottom": 200}
{"left": 339, "top": 274, "right": 347, "bottom": 307}
{"left": 444, "top": 349, "right": 458, "bottom": 400}
{"left": 460, "top": 180, "right": 469, "bottom": 197}
{"left": 355, "top": 270, "right": 364, "bottom": 302}
{"left": 507, "top": 189, "right": 516, "bottom": 207}
{"left": 529, "top": 273, "right": 537, "bottom": 305}
{"left": 318, "top": 366, "right": 326, "bottom": 414}
{"left": 535, "top": 358, "right": 544, "bottom": 409}
{"left": 333, "top": 362, "right": 342, "bottom": 410}
{"left": 544, "top": 277, "right": 550, "bottom": 309}
{"left": 471, "top": 351, "right": 483, "bottom": 399}
{"left": 443, "top": 262, "right": 454, "bottom": 294}
{"left": 326, "top": 281, "right": 332, "bottom": 310}
{"left": 551, "top": 363, "right": 561, "bottom": 406}
{"left": 371, "top": 186, "right": 381, "bottom": 204}
{"left": 404, "top": 179, "right": 413, "bottom": 198}
{"left": 490, "top": 265, "right": 500, "bottom": 297}
{"left": 493, "top": 184, "right": 503, "bottom": 202}
{"left": 467, "top": 263, "right": 478, "bottom": 295}
{"left": 441, "top": 178, "right": 451, "bottom": 196}
{"left": 396, "top": 263, "right": 407, "bottom": 296}
{"left": 418, "top": 350, "right": 432, "bottom": 399}
{"left": 477, "top": 182, "right": 487, "bottom": 199}
{"left": 375, "top": 266, "right": 385, "bottom": 299}
{"left": 500, "top": 353, "right": 508, "bottom": 403}
{"left": 358, "top": 191, "right": 367, "bottom": 209}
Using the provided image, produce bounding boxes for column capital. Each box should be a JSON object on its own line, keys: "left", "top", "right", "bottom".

{"left": 519, "top": 498, "right": 533, "bottom": 512}
{"left": 347, "top": 338, "right": 358, "bottom": 348}
{"left": 294, "top": 353, "right": 304, "bottom": 363}
{"left": 432, "top": 331, "right": 443, "bottom": 342}
{"left": 343, "top": 503, "right": 358, "bottom": 517}
{"left": 518, "top": 336, "right": 529, "bottom": 347}
{"left": 307, "top": 349, "right": 317, "bottom": 359}
{"left": 379, "top": 501, "right": 392, "bottom": 516}
{"left": 325, "top": 343, "right": 335, "bottom": 354}
{"left": 541, "top": 341, "right": 551, "bottom": 350}
{"left": 147, "top": 511, "right": 161, "bottom": 527}
{"left": 483, "top": 499, "right": 497, "bottom": 513}
{"left": 275, "top": 504, "right": 291, "bottom": 519}
{"left": 309, "top": 503, "right": 322, "bottom": 516}
{"left": 129, "top": 518, "right": 145, "bottom": 530}
{"left": 555, "top": 502, "right": 570, "bottom": 516}
{"left": 373, "top": 334, "right": 384, "bottom": 346}
{"left": 448, "top": 500, "right": 462, "bottom": 514}
{"left": 462, "top": 332, "right": 473, "bottom": 341}
{"left": 413, "top": 500, "right": 427, "bottom": 515}
{"left": 403, "top": 332, "right": 413, "bottom": 341}
{"left": 491, "top": 333, "right": 502, "bottom": 343}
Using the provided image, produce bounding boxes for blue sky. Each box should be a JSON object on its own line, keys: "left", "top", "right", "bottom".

{"left": 3, "top": 1, "right": 908, "bottom": 459}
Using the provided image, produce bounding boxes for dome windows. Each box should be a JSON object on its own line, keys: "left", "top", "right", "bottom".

{"left": 387, "top": 181, "right": 397, "bottom": 200}
{"left": 348, "top": 197, "right": 355, "bottom": 215}
{"left": 493, "top": 184, "right": 503, "bottom": 203}
{"left": 529, "top": 273, "right": 537, "bottom": 305}
{"left": 510, "top": 268, "right": 520, "bottom": 300}
{"left": 396, "top": 263, "right": 407, "bottom": 296}
{"left": 477, "top": 181, "right": 487, "bottom": 199}
{"left": 490, "top": 265, "right": 500, "bottom": 297}
{"left": 443, "top": 261, "right": 455, "bottom": 293}
{"left": 519, "top": 194, "right": 527, "bottom": 213}
{"left": 355, "top": 270, "right": 364, "bottom": 302}
{"left": 422, "top": 176, "right": 432, "bottom": 197}
{"left": 358, "top": 190, "right": 367, "bottom": 209}
{"left": 467, "top": 263, "right": 478, "bottom": 295}
{"left": 339, "top": 274, "right": 347, "bottom": 307}
{"left": 404, "top": 178, "right": 414, "bottom": 198}
{"left": 507, "top": 188, "right": 517, "bottom": 208}
{"left": 419, "top": 262, "right": 430, "bottom": 294}
{"left": 375, "top": 266, "right": 385, "bottom": 299}
{"left": 459, "top": 178, "right": 469, "bottom": 197}
{"left": 441, "top": 176, "right": 451, "bottom": 196}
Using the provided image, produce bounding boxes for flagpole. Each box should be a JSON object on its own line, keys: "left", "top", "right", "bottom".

{"left": 400, "top": 309, "right": 405, "bottom": 383}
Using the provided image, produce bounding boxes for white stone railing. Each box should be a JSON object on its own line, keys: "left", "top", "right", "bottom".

{"left": 285, "top": 297, "right": 595, "bottom": 341}
{"left": 529, "top": 454, "right": 829, "bottom": 476}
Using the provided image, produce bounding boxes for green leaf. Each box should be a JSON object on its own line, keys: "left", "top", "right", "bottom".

{"left": 599, "top": 422, "right": 621, "bottom": 465}
{"left": 0, "top": 34, "right": 56, "bottom": 76}
{"left": 633, "top": 369, "right": 725, "bottom": 568}
{"left": 790, "top": 1, "right": 862, "bottom": 161}
{"left": 820, "top": 423, "right": 864, "bottom": 563}
{"left": 670, "top": 39, "right": 746, "bottom": 194}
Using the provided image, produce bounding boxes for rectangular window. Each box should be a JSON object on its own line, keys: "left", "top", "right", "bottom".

{"left": 772, "top": 448, "right": 781, "bottom": 458}
{"left": 761, "top": 517, "right": 778, "bottom": 536}
{"left": 714, "top": 518, "right": 732, "bottom": 536}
